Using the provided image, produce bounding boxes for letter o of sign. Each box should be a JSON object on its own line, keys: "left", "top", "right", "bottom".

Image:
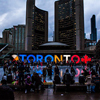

{"left": 71, "top": 55, "right": 80, "bottom": 64}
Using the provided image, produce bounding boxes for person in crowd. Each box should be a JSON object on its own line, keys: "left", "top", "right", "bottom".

{"left": 25, "top": 76, "right": 32, "bottom": 93}
{"left": 60, "top": 61, "right": 63, "bottom": 66}
{"left": 14, "top": 61, "right": 18, "bottom": 67}
{"left": 13, "top": 66, "right": 17, "bottom": 75}
{"left": 7, "top": 68, "right": 13, "bottom": 83}
{"left": 91, "top": 75, "right": 96, "bottom": 93}
{"left": 82, "top": 62, "right": 85, "bottom": 68}
{"left": 62, "top": 69, "right": 71, "bottom": 92}
{"left": 71, "top": 67, "right": 76, "bottom": 79}
{"left": 54, "top": 65, "right": 59, "bottom": 75}
{"left": 66, "top": 60, "right": 69, "bottom": 66}
{"left": 31, "top": 72, "right": 36, "bottom": 91}
{"left": 91, "top": 68, "right": 96, "bottom": 76}
{"left": 25, "top": 64, "right": 30, "bottom": 74}
{"left": 8, "top": 67, "right": 12, "bottom": 73}
{"left": 89, "top": 62, "right": 93, "bottom": 69}
{"left": 47, "top": 65, "right": 52, "bottom": 80}
{"left": 30, "top": 63, "right": 34, "bottom": 75}
{"left": 2, "top": 73, "right": 7, "bottom": 80}
{"left": 86, "top": 67, "right": 90, "bottom": 76}
{"left": 79, "top": 73, "right": 86, "bottom": 84}
{"left": 32, "top": 72, "right": 36, "bottom": 83}
{"left": 46, "top": 62, "right": 49, "bottom": 67}
{"left": 85, "top": 74, "right": 92, "bottom": 93}
{"left": 42, "top": 66, "right": 47, "bottom": 82}
{"left": 1, "top": 74, "right": 7, "bottom": 85}
{"left": 3, "top": 63, "right": 8, "bottom": 73}
{"left": 92, "top": 73, "right": 100, "bottom": 92}
{"left": 54, "top": 74, "right": 61, "bottom": 84}
{"left": 96, "top": 62, "right": 99, "bottom": 72}
{"left": 53, "top": 74, "right": 61, "bottom": 91}
{"left": 18, "top": 62, "right": 25, "bottom": 85}
{"left": 8, "top": 59, "right": 12, "bottom": 66}
{"left": 33, "top": 73, "right": 42, "bottom": 92}
{"left": 0, "top": 80, "right": 14, "bottom": 100}
{"left": 83, "top": 69, "right": 88, "bottom": 77}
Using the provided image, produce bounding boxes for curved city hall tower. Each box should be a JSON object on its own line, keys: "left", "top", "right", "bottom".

{"left": 25, "top": 0, "right": 48, "bottom": 50}
{"left": 55, "top": 0, "right": 84, "bottom": 50}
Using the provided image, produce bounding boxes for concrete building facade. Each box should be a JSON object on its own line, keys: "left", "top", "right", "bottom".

{"left": 2, "top": 29, "right": 13, "bottom": 45}
{"left": 25, "top": 0, "right": 48, "bottom": 50}
{"left": 55, "top": 0, "right": 84, "bottom": 50}
{"left": 13, "top": 25, "right": 26, "bottom": 51}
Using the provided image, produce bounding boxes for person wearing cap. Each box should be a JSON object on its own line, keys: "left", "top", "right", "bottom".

{"left": 25, "top": 76, "right": 32, "bottom": 93}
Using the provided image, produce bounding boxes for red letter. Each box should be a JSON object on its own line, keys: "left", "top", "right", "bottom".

{"left": 71, "top": 55, "right": 80, "bottom": 64}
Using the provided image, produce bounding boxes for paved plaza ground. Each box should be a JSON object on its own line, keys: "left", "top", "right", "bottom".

{"left": 14, "top": 89, "right": 100, "bottom": 100}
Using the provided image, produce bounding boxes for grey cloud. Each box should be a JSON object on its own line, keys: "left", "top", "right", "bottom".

{"left": 84, "top": 0, "right": 100, "bottom": 40}
{"left": 0, "top": 0, "right": 26, "bottom": 37}
{"left": 0, "top": 0, "right": 100, "bottom": 41}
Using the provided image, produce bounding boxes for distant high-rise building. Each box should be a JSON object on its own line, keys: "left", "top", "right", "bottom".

{"left": 2, "top": 29, "right": 13, "bottom": 45}
{"left": 84, "top": 33, "right": 86, "bottom": 39}
{"left": 13, "top": 25, "right": 25, "bottom": 51}
{"left": 90, "top": 15, "right": 97, "bottom": 42}
{"left": 25, "top": 0, "right": 48, "bottom": 50}
{"left": 55, "top": 0, "right": 84, "bottom": 50}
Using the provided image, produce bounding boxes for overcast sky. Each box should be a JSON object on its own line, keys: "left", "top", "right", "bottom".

{"left": 0, "top": 0, "right": 100, "bottom": 41}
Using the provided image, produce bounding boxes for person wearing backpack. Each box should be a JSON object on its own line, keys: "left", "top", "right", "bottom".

{"left": 62, "top": 69, "right": 71, "bottom": 92}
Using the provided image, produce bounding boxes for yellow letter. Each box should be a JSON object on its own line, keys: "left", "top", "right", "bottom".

{"left": 54, "top": 55, "right": 63, "bottom": 63}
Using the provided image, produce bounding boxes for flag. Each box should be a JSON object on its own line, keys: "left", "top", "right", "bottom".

{"left": 14, "top": 27, "right": 17, "bottom": 30}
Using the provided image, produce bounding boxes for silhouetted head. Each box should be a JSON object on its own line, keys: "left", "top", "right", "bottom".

{"left": 66, "top": 69, "right": 68, "bottom": 73}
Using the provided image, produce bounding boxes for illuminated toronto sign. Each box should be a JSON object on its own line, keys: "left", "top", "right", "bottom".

{"left": 19, "top": 54, "right": 91, "bottom": 64}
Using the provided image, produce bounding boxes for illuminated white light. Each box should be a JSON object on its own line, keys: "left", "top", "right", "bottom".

{"left": 12, "top": 55, "right": 19, "bottom": 61}
{"left": 63, "top": 55, "right": 71, "bottom": 62}
{"left": 12, "top": 55, "right": 17, "bottom": 59}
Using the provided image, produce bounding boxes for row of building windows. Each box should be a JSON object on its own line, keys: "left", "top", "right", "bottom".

{"left": 35, "top": 26, "right": 44, "bottom": 31}
{"left": 13, "top": 27, "right": 25, "bottom": 51}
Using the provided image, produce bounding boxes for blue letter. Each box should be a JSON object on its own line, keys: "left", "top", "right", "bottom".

{"left": 27, "top": 55, "right": 35, "bottom": 63}
{"left": 36, "top": 55, "right": 43, "bottom": 62}
{"left": 19, "top": 54, "right": 27, "bottom": 62}
{"left": 45, "top": 55, "right": 54, "bottom": 63}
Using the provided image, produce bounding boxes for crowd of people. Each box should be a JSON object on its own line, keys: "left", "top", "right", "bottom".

{"left": 53, "top": 62, "right": 100, "bottom": 93}
{"left": 1, "top": 60, "right": 45, "bottom": 94}
{"left": 0, "top": 59, "right": 100, "bottom": 94}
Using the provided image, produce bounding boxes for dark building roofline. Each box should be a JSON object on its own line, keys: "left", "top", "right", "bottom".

{"left": 39, "top": 42, "right": 69, "bottom": 47}
{"left": 35, "top": 6, "right": 48, "bottom": 13}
